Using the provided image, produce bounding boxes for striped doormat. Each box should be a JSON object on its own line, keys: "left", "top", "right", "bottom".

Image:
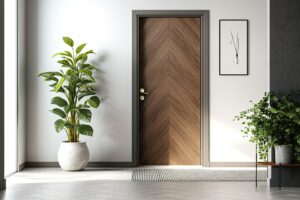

{"left": 132, "top": 169, "right": 267, "bottom": 182}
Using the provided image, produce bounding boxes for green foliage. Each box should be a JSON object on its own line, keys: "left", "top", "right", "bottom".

{"left": 51, "top": 96, "right": 68, "bottom": 107}
{"left": 234, "top": 92, "right": 300, "bottom": 161}
{"left": 55, "top": 119, "right": 65, "bottom": 132}
{"left": 51, "top": 108, "right": 66, "bottom": 118}
{"left": 78, "top": 124, "right": 93, "bottom": 136}
{"left": 87, "top": 96, "right": 100, "bottom": 108}
{"left": 77, "top": 109, "right": 92, "bottom": 122}
{"left": 39, "top": 37, "right": 100, "bottom": 142}
{"left": 63, "top": 37, "right": 74, "bottom": 47}
{"left": 76, "top": 43, "right": 86, "bottom": 54}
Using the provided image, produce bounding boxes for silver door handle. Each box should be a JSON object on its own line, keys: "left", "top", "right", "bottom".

{"left": 139, "top": 88, "right": 149, "bottom": 95}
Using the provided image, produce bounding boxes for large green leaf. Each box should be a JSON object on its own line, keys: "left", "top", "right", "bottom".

{"left": 87, "top": 65, "right": 97, "bottom": 71}
{"left": 84, "top": 50, "right": 95, "bottom": 54}
{"left": 54, "top": 119, "right": 65, "bottom": 132}
{"left": 63, "top": 37, "right": 74, "bottom": 47}
{"left": 76, "top": 43, "right": 86, "bottom": 54}
{"left": 45, "top": 76, "right": 58, "bottom": 82}
{"left": 80, "top": 78, "right": 94, "bottom": 85}
{"left": 66, "top": 69, "right": 72, "bottom": 75}
{"left": 52, "top": 52, "right": 64, "bottom": 58}
{"left": 51, "top": 96, "right": 68, "bottom": 107}
{"left": 269, "top": 107, "right": 278, "bottom": 114}
{"left": 77, "top": 104, "right": 89, "bottom": 109}
{"left": 80, "top": 64, "right": 98, "bottom": 71}
{"left": 61, "top": 57, "right": 74, "bottom": 65}
{"left": 77, "top": 109, "right": 92, "bottom": 122}
{"left": 38, "top": 71, "right": 63, "bottom": 78}
{"left": 64, "top": 105, "right": 72, "bottom": 114}
{"left": 79, "top": 69, "right": 92, "bottom": 76}
{"left": 79, "top": 85, "right": 97, "bottom": 94}
{"left": 87, "top": 96, "right": 100, "bottom": 108}
{"left": 78, "top": 91, "right": 96, "bottom": 100}
{"left": 51, "top": 108, "right": 66, "bottom": 118}
{"left": 57, "top": 60, "right": 70, "bottom": 66}
{"left": 79, "top": 69, "right": 95, "bottom": 82}
{"left": 76, "top": 53, "right": 88, "bottom": 64}
{"left": 85, "top": 87, "right": 97, "bottom": 94}
{"left": 80, "top": 63, "right": 91, "bottom": 69}
{"left": 52, "top": 51, "right": 73, "bottom": 58}
{"left": 78, "top": 124, "right": 93, "bottom": 136}
{"left": 54, "top": 77, "right": 65, "bottom": 92}
{"left": 80, "top": 70, "right": 95, "bottom": 83}
{"left": 64, "top": 51, "right": 73, "bottom": 57}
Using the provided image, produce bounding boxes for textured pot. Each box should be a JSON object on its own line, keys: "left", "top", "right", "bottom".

{"left": 58, "top": 141, "right": 89, "bottom": 171}
{"left": 275, "top": 145, "right": 293, "bottom": 164}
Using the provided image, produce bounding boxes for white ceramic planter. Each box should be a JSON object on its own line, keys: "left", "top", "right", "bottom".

{"left": 58, "top": 141, "right": 89, "bottom": 171}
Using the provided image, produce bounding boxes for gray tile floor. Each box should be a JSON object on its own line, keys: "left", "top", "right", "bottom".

{"left": 0, "top": 168, "right": 299, "bottom": 200}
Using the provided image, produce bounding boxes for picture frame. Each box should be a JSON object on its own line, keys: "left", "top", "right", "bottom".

{"left": 219, "top": 19, "right": 248, "bottom": 75}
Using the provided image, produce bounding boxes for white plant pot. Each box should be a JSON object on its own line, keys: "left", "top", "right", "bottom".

{"left": 58, "top": 141, "right": 89, "bottom": 171}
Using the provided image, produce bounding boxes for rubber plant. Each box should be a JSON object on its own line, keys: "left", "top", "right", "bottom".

{"left": 39, "top": 37, "right": 100, "bottom": 142}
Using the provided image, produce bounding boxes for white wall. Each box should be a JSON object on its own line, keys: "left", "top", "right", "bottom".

{"left": 5, "top": 0, "right": 18, "bottom": 175}
{"left": 17, "top": 0, "right": 27, "bottom": 167}
{"left": 26, "top": 0, "right": 268, "bottom": 163}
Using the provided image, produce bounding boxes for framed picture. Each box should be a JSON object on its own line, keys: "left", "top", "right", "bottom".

{"left": 219, "top": 19, "right": 248, "bottom": 75}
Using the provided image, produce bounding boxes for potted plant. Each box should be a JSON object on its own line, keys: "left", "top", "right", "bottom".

{"left": 268, "top": 94, "right": 298, "bottom": 164}
{"left": 234, "top": 93, "right": 274, "bottom": 161}
{"left": 235, "top": 92, "right": 300, "bottom": 164}
{"left": 39, "top": 37, "right": 100, "bottom": 171}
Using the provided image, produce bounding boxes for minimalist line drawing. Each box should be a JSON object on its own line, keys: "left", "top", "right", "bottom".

{"left": 219, "top": 19, "right": 248, "bottom": 75}
{"left": 230, "top": 30, "right": 239, "bottom": 65}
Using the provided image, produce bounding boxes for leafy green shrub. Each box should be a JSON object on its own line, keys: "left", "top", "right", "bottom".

{"left": 39, "top": 37, "right": 100, "bottom": 142}
{"left": 235, "top": 92, "right": 300, "bottom": 161}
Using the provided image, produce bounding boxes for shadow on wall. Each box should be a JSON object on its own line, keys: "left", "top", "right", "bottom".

{"left": 90, "top": 53, "right": 129, "bottom": 160}
{"left": 91, "top": 53, "right": 109, "bottom": 103}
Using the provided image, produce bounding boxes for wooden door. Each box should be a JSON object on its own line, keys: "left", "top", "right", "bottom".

{"left": 139, "top": 18, "right": 201, "bottom": 165}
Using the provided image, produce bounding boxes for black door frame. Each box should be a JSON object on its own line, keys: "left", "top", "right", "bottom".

{"left": 132, "top": 10, "right": 210, "bottom": 167}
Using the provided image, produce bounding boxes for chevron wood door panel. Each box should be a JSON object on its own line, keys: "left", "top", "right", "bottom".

{"left": 139, "top": 18, "right": 200, "bottom": 165}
